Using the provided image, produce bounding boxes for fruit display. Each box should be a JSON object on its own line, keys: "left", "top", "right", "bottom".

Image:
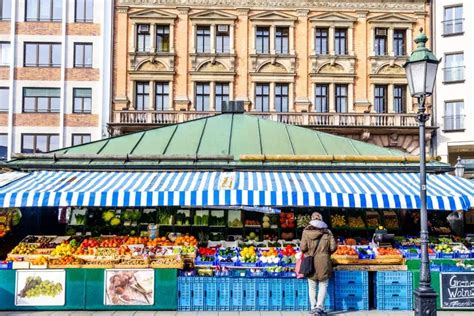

{"left": 49, "top": 256, "right": 84, "bottom": 267}
{"left": 262, "top": 216, "right": 271, "bottom": 228}
{"left": 348, "top": 216, "right": 365, "bottom": 228}
{"left": 331, "top": 214, "right": 346, "bottom": 228}
{"left": 174, "top": 235, "right": 198, "bottom": 246}
{"left": 10, "top": 243, "right": 38, "bottom": 255}
{"left": 245, "top": 219, "right": 261, "bottom": 227}
{"left": 246, "top": 231, "right": 260, "bottom": 242}
{"left": 259, "top": 248, "right": 279, "bottom": 265}
{"left": 435, "top": 244, "right": 453, "bottom": 254}
{"left": 50, "top": 241, "right": 78, "bottom": 257}
{"left": 296, "top": 214, "right": 311, "bottom": 228}
{"left": 333, "top": 246, "right": 358, "bottom": 257}
{"left": 383, "top": 211, "right": 399, "bottom": 229}
{"left": 366, "top": 211, "right": 381, "bottom": 228}
{"left": 279, "top": 211, "right": 295, "bottom": 229}
{"left": 240, "top": 246, "right": 257, "bottom": 263}
{"left": 344, "top": 238, "right": 357, "bottom": 245}
{"left": 376, "top": 247, "right": 402, "bottom": 257}
{"left": 29, "top": 256, "right": 48, "bottom": 266}
{"left": 19, "top": 276, "right": 63, "bottom": 298}
{"left": 280, "top": 245, "right": 297, "bottom": 265}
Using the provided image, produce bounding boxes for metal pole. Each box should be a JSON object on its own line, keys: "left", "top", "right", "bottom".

{"left": 414, "top": 95, "right": 437, "bottom": 316}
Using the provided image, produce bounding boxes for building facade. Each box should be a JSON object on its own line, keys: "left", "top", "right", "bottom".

{"left": 111, "top": 0, "right": 432, "bottom": 155}
{"left": 433, "top": 0, "right": 473, "bottom": 176}
{"left": 0, "top": 0, "right": 113, "bottom": 160}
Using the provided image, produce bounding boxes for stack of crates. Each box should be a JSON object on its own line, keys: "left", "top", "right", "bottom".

{"left": 335, "top": 271, "right": 369, "bottom": 311}
{"left": 375, "top": 271, "right": 413, "bottom": 310}
{"left": 177, "top": 276, "right": 192, "bottom": 311}
{"left": 231, "top": 278, "right": 244, "bottom": 311}
{"left": 257, "top": 279, "right": 271, "bottom": 310}
{"left": 217, "top": 277, "right": 231, "bottom": 310}
{"left": 269, "top": 278, "right": 283, "bottom": 310}
{"left": 204, "top": 277, "right": 218, "bottom": 311}
{"left": 243, "top": 278, "right": 257, "bottom": 311}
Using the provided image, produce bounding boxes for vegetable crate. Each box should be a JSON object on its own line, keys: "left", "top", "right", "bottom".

{"left": 243, "top": 278, "right": 257, "bottom": 311}
{"left": 217, "top": 278, "right": 231, "bottom": 310}
{"left": 177, "top": 277, "right": 192, "bottom": 311}
{"left": 335, "top": 271, "right": 369, "bottom": 311}
{"left": 375, "top": 271, "right": 413, "bottom": 311}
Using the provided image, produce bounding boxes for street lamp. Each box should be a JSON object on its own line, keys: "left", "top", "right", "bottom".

{"left": 454, "top": 156, "right": 465, "bottom": 177}
{"left": 404, "top": 28, "right": 440, "bottom": 316}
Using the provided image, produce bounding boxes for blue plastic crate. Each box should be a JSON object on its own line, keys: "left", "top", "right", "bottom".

{"left": 336, "top": 283, "right": 369, "bottom": 299}
{"left": 436, "top": 252, "right": 455, "bottom": 259}
{"left": 295, "top": 279, "right": 310, "bottom": 310}
{"left": 269, "top": 278, "right": 283, "bottom": 310}
{"left": 335, "top": 271, "right": 369, "bottom": 285}
{"left": 376, "top": 271, "right": 412, "bottom": 285}
{"left": 231, "top": 278, "right": 244, "bottom": 311}
{"left": 177, "top": 277, "right": 192, "bottom": 311}
{"left": 218, "top": 278, "right": 231, "bottom": 310}
{"left": 191, "top": 277, "right": 205, "bottom": 311}
{"left": 243, "top": 278, "right": 257, "bottom": 310}
{"left": 335, "top": 297, "right": 369, "bottom": 311}
{"left": 455, "top": 252, "right": 471, "bottom": 259}
{"left": 257, "top": 279, "right": 271, "bottom": 310}
{"left": 376, "top": 284, "right": 413, "bottom": 298}
{"left": 377, "top": 297, "right": 413, "bottom": 310}
{"left": 282, "top": 279, "right": 296, "bottom": 310}
{"left": 205, "top": 278, "right": 218, "bottom": 310}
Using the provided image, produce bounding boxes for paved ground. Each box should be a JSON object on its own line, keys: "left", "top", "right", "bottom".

{"left": 0, "top": 312, "right": 472, "bottom": 316}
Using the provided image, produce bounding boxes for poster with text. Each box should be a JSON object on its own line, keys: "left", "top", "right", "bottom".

{"left": 15, "top": 269, "right": 66, "bottom": 306}
{"left": 104, "top": 269, "right": 154, "bottom": 305}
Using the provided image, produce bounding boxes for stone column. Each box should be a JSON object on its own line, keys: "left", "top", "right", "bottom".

{"left": 270, "top": 26, "right": 276, "bottom": 54}
{"left": 174, "top": 7, "right": 191, "bottom": 111}
{"left": 329, "top": 83, "right": 335, "bottom": 112}
{"left": 230, "top": 24, "right": 235, "bottom": 54}
{"left": 114, "top": 6, "right": 130, "bottom": 111}
{"left": 169, "top": 23, "right": 175, "bottom": 52}
{"left": 348, "top": 83, "right": 354, "bottom": 112}
{"left": 150, "top": 24, "right": 156, "bottom": 53}
{"left": 348, "top": 26, "right": 354, "bottom": 55}
{"left": 149, "top": 81, "right": 155, "bottom": 112}
{"left": 210, "top": 24, "right": 216, "bottom": 53}
{"left": 235, "top": 8, "right": 250, "bottom": 107}
{"left": 387, "top": 84, "right": 394, "bottom": 113}
{"left": 329, "top": 26, "right": 335, "bottom": 55}
{"left": 270, "top": 83, "right": 275, "bottom": 111}
{"left": 388, "top": 28, "right": 394, "bottom": 56}
{"left": 289, "top": 25, "right": 295, "bottom": 55}
{"left": 294, "top": 9, "right": 310, "bottom": 112}
{"left": 210, "top": 81, "right": 216, "bottom": 111}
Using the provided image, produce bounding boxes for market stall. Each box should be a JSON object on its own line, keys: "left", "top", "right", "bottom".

{"left": 0, "top": 112, "right": 473, "bottom": 312}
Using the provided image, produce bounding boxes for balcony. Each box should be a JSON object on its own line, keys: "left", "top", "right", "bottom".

{"left": 112, "top": 110, "right": 425, "bottom": 128}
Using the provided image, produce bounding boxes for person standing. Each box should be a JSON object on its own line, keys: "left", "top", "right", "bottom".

{"left": 300, "top": 212, "right": 337, "bottom": 315}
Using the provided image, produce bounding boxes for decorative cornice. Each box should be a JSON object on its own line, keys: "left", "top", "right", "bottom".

{"left": 296, "top": 9, "right": 310, "bottom": 17}
{"left": 176, "top": 7, "right": 190, "bottom": 15}
{"left": 116, "top": 6, "right": 129, "bottom": 13}
{"left": 117, "top": 0, "right": 425, "bottom": 11}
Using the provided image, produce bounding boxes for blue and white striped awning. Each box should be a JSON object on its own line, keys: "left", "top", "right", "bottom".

{"left": 0, "top": 171, "right": 472, "bottom": 211}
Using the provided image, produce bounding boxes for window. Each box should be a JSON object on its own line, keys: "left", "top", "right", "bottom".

{"left": 374, "top": 85, "right": 387, "bottom": 113}
{"left": 195, "top": 82, "right": 210, "bottom": 111}
{"left": 0, "top": 0, "right": 11, "bottom": 21}
{"left": 275, "top": 83, "right": 289, "bottom": 112}
{"left": 75, "top": 0, "right": 93, "bottom": 23}
{"left": 444, "top": 101, "right": 464, "bottom": 131}
{"left": 23, "top": 88, "right": 60, "bottom": 113}
{"left": 314, "top": 84, "right": 329, "bottom": 112}
{"left": 374, "top": 28, "right": 387, "bottom": 56}
{"left": 315, "top": 28, "right": 328, "bottom": 55}
{"left": 0, "top": 42, "right": 9, "bottom": 66}
{"left": 73, "top": 88, "right": 92, "bottom": 113}
{"left": 24, "top": 43, "right": 61, "bottom": 67}
{"left": 72, "top": 134, "right": 91, "bottom": 146}
{"left": 196, "top": 26, "right": 211, "bottom": 53}
{"left": 335, "top": 84, "right": 348, "bottom": 112}
{"left": 21, "top": 134, "right": 59, "bottom": 154}
{"left": 216, "top": 25, "right": 230, "bottom": 54}
{"left": 215, "top": 83, "right": 229, "bottom": 112}
{"left": 74, "top": 43, "right": 93, "bottom": 68}
{"left": 135, "top": 82, "right": 149, "bottom": 111}
{"left": 155, "top": 82, "right": 169, "bottom": 111}
{"left": 26, "top": 0, "right": 62, "bottom": 22}
{"left": 155, "top": 25, "right": 170, "bottom": 53}
{"left": 445, "top": 53, "right": 464, "bottom": 82}
{"left": 393, "top": 85, "right": 406, "bottom": 113}
{"left": 255, "top": 83, "right": 270, "bottom": 111}
{"left": 393, "top": 29, "right": 406, "bottom": 56}
{"left": 0, "top": 87, "right": 8, "bottom": 111}
{"left": 136, "top": 24, "right": 151, "bottom": 52}
{"left": 444, "top": 6, "right": 463, "bottom": 35}
{"left": 334, "top": 28, "right": 347, "bottom": 55}
{"left": 275, "top": 27, "right": 289, "bottom": 54}
{"left": 256, "top": 27, "right": 270, "bottom": 54}
{"left": 0, "top": 134, "right": 6, "bottom": 160}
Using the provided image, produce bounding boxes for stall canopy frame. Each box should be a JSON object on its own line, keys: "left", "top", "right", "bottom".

{"left": 0, "top": 170, "right": 472, "bottom": 211}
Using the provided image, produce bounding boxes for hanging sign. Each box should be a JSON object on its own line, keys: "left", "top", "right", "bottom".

{"left": 440, "top": 272, "right": 474, "bottom": 309}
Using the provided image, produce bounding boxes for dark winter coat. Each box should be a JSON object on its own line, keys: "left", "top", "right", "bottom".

{"left": 300, "top": 226, "right": 337, "bottom": 281}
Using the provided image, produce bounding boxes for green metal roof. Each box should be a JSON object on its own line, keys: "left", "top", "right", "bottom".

{"left": 7, "top": 113, "right": 451, "bottom": 172}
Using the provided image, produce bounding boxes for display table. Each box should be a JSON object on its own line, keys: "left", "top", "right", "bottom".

{"left": 0, "top": 269, "right": 177, "bottom": 311}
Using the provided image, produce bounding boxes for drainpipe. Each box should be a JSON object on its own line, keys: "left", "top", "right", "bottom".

{"left": 59, "top": 0, "right": 68, "bottom": 148}
{"left": 6, "top": 1, "right": 16, "bottom": 160}
{"left": 430, "top": 0, "right": 437, "bottom": 158}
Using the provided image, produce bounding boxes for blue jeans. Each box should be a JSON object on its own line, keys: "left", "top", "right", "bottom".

{"left": 308, "top": 278, "right": 329, "bottom": 310}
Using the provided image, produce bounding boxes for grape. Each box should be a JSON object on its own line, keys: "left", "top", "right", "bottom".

{"left": 22, "top": 277, "right": 63, "bottom": 298}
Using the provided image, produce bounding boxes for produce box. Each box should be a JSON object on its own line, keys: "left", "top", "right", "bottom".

{"left": 114, "top": 258, "right": 150, "bottom": 268}
{"left": 150, "top": 255, "right": 183, "bottom": 269}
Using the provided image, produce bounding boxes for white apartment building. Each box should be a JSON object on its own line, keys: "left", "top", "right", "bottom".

{"left": 433, "top": 0, "right": 474, "bottom": 176}
{"left": 0, "top": 0, "right": 113, "bottom": 160}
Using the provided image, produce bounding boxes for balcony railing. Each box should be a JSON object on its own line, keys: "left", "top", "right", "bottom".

{"left": 113, "top": 110, "right": 425, "bottom": 128}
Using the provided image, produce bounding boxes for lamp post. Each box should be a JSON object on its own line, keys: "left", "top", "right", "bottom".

{"left": 454, "top": 156, "right": 465, "bottom": 177}
{"left": 403, "top": 28, "right": 440, "bottom": 316}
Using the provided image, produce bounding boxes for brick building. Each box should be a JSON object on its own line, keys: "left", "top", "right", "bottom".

{"left": 0, "top": 0, "right": 113, "bottom": 159}
{"left": 110, "top": 0, "right": 433, "bottom": 155}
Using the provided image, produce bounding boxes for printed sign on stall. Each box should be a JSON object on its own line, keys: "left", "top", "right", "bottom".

{"left": 440, "top": 272, "right": 474, "bottom": 309}
{"left": 15, "top": 270, "right": 66, "bottom": 306}
{"left": 104, "top": 269, "right": 154, "bottom": 306}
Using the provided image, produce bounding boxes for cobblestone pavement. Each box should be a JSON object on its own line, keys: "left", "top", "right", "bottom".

{"left": 1, "top": 311, "right": 473, "bottom": 316}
